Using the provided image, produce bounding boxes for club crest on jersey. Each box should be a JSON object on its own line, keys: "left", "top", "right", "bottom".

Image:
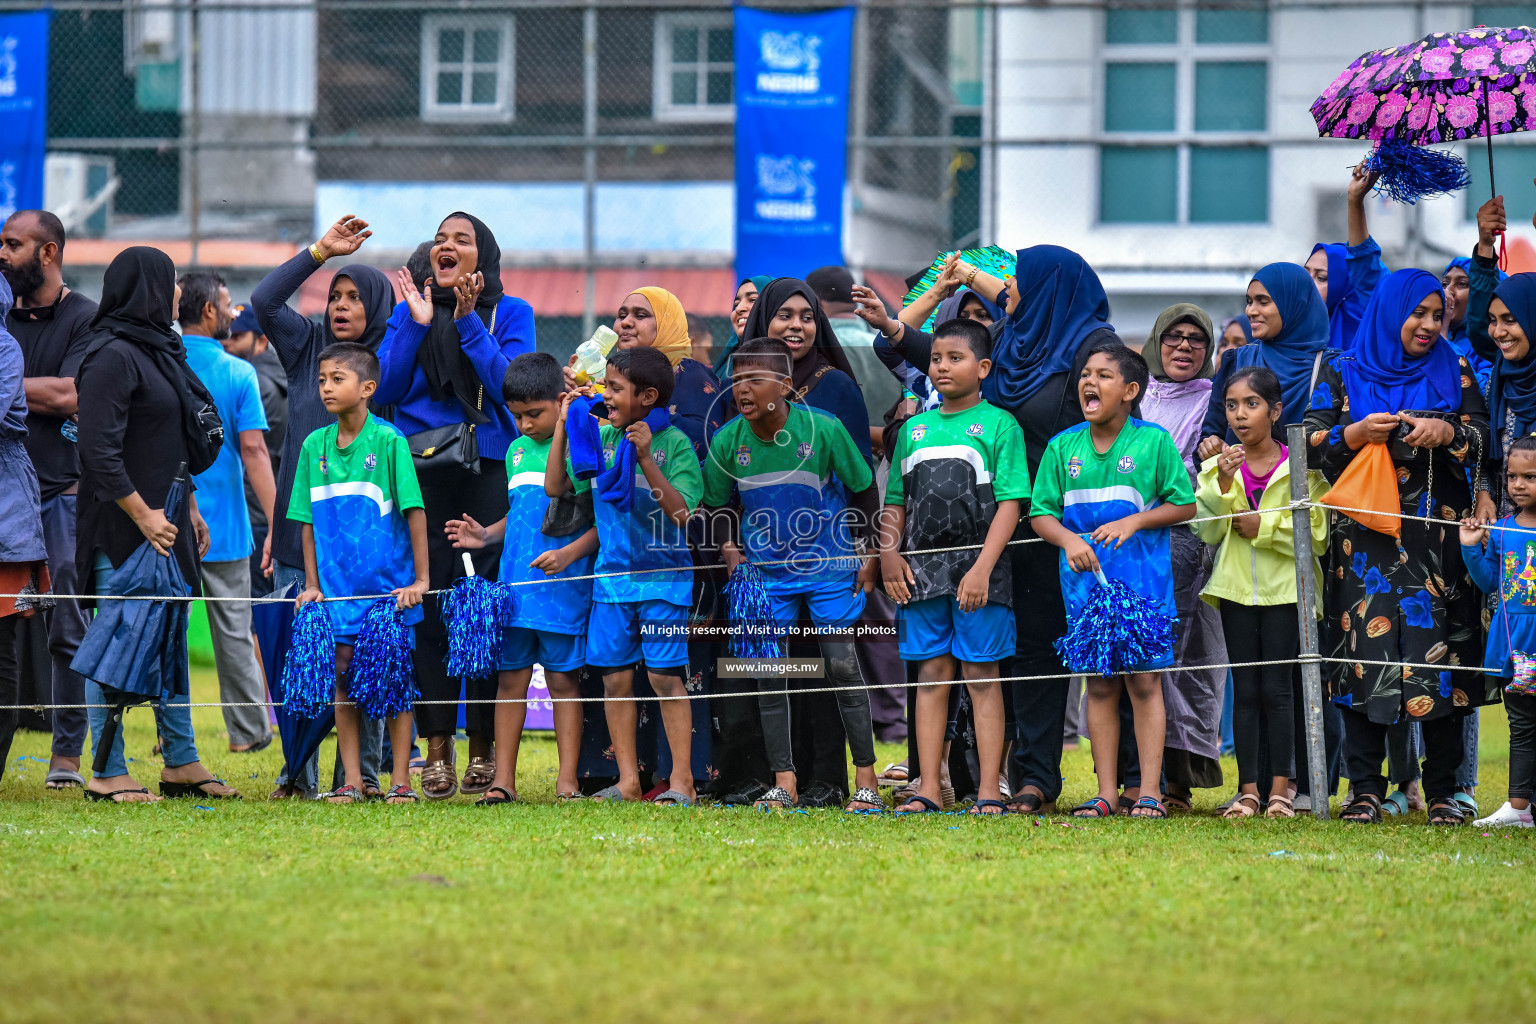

{"left": 318, "top": 452, "right": 328, "bottom": 476}
{"left": 603, "top": 445, "right": 615, "bottom": 464}
{"left": 910, "top": 424, "right": 927, "bottom": 442}
{"left": 1067, "top": 455, "right": 1081, "bottom": 479}
{"left": 965, "top": 423, "right": 984, "bottom": 437}
{"left": 1117, "top": 455, "right": 1136, "bottom": 474}
{"left": 652, "top": 449, "right": 668, "bottom": 467}
{"left": 797, "top": 442, "right": 813, "bottom": 459}
{"left": 512, "top": 448, "right": 524, "bottom": 467}
{"left": 735, "top": 445, "right": 752, "bottom": 467}
{"left": 364, "top": 453, "right": 377, "bottom": 471}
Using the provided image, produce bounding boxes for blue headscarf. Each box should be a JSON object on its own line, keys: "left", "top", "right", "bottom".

{"left": 1221, "top": 262, "right": 1331, "bottom": 424}
{"left": 983, "top": 245, "right": 1111, "bottom": 410}
{"left": 1310, "top": 242, "right": 1359, "bottom": 351}
{"left": 1490, "top": 273, "right": 1536, "bottom": 437}
{"left": 1442, "top": 256, "right": 1499, "bottom": 389}
{"left": 1340, "top": 268, "right": 1461, "bottom": 418}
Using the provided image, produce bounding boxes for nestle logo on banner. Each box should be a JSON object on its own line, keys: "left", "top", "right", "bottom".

{"left": 756, "top": 30, "right": 821, "bottom": 94}
{"left": 754, "top": 155, "right": 816, "bottom": 221}
{"left": 0, "top": 37, "right": 16, "bottom": 99}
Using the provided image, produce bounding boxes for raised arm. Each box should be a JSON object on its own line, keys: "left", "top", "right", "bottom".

{"left": 253, "top": 216, "right": 372, "bottom": 377}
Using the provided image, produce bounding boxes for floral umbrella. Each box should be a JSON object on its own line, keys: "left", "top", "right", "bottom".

{"left": 1311, "top": 26, "right": 1536, "bottom": 198}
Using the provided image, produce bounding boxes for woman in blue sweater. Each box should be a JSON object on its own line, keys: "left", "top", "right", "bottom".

{"left": 380, "top": 211, "right": 535, "bottom": 799}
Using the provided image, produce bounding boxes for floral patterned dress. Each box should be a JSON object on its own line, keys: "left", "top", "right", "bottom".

{"left": 1304, "top": 350, "right": 1500, "bottom": 724}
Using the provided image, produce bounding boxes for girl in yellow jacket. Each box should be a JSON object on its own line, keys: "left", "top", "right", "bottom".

{"left": 1196, "top": 366, "right": 1328, "bottom": 819}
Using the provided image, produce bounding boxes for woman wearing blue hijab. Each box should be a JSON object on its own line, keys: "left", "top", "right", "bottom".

{"left": 1443, "top": 256, "right": 1500, "bottom": 392}
{"left": 1303, "top": 268, "right": 1493, "bottom": 825}
{"left": 1200, "top": 262, "right": 1331, "bottom": 451}
{"left": 1303, "top": 165, "right": 1387, "bottom": 353}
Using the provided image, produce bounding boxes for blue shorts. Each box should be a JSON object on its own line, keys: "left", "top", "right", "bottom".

{"left": 897, "top": 597, "right": 1015, "bottom": 663}
{"left": 586, "top": 600, "right": 689, "bottom": 671}
{"left": 497, "top": 626, "right": 586, "bottom": 673}
{"left": 766, "top": 582, "right": 865, "bottom": 633}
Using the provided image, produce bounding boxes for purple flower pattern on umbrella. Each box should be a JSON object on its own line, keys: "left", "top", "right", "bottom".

{"left": 1312, "top": 27, "right": 1536, "bottom": 145}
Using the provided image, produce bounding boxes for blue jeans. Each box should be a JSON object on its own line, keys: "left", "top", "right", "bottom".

{"left": 86, "top": 552, "right": 200, "bottom": 777}
{"left": 271, "top": 558, "right": 383, "bottom": 794}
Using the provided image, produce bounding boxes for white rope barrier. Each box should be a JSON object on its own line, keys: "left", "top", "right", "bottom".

{"left": 0, "top": 496, "right": 1512, "bottom": 711}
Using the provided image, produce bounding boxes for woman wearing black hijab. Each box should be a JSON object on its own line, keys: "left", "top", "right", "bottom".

{"left": 250, "top": 213, "right": 397, "bottom": 798}
{"left": 379, "top": 212, "right": 536, "bottom": 799}
{"left": 76, "top": 246, "right": 239, "bottom": 802}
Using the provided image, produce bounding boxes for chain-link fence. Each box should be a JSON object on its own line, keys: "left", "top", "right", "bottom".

{"left": 25, "top": 0, "right": 1536, "bottom": 342}
{"left": 30, "top": 0, "right": 987, "bottom": 350}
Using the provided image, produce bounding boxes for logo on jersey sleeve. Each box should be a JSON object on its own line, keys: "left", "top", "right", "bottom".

{"left": 965, "top": 423, "right": 984, "bottom": 437}
{"left": 797, "top": 442, "right": 814, "bottom": 459}
{"left": 364, "top": 453, "right": 377, "bottom": 471}
{"left": 735, "top": 445, "right": 752, "bottom": 467}
{"left": 512, "top": 448, "right": 525, "bottom": 467}
{"left": 1067, "top": 455, "right": 1081, "bottom": 480}
{"left": 1117, "top": 455, "right": 1136, "bottom": 474}
{"left": 911, "top": 424, "right": 927, "bottom": 442}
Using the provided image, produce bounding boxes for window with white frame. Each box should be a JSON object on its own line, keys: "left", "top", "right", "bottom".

{"left": 1098, "top": 7, "right": 1269, "bottom": 225}
{"left": 653, "top": 12, "right": 734, "bottom": 122}
{"left": 420, "top": 14, "right": 515, "bottom": 123}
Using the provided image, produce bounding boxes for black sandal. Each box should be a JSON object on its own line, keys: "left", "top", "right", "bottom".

{"left": 754, "top": 786, "right": 795, "bottom": 810}
{"left": 1341, "top": 793, "right": 1382, "bottom": 823}
{"left": 1006, "top": 792, "right": 1044, "bottom": 815}
{"left": 1427, "top": 797, "right": 1466, "bottom": 826}
{"left": 84, "top": 786, "right": 155, "bottom": 803}
{"left": 384, "top": 784, "right": 418, "bottom": 803}
{"left": 476, "top": 786, "right": 517, "bottom": 806}
{"left": 160, "top": 777, "right": 241, "bottom": 799}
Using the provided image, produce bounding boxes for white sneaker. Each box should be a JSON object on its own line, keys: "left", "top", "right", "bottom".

{"left": 1473, "top": 802, "right": 1535, "bottom": 828}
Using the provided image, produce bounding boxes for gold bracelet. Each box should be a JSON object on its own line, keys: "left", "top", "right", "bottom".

{"left": 309, "top": 243, "right": 326, "bottom": 265}
{"left": 966, "top": 267, "right": 977, "bottom": 286}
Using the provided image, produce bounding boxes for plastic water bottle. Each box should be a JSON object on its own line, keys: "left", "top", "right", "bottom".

{"left": 572, "top": 325, "right": 619, "bottom": 388}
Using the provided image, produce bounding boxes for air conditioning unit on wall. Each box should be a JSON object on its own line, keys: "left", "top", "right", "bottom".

{"left": 45, "top": 153, "right": 118, "bottom": 237}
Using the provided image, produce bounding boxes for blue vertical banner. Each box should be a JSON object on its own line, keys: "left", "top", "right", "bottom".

{"left": 0, "top": 11, "right": 49, "bottom": 221}
{"left": 734, "top": 6, "right": 853, "bottom": 281}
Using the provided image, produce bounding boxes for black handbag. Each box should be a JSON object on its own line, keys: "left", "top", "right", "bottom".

{"left": 408, "top": 305, "right": 496, "bottom": 475}
{"left": 541, "top": 488, "right": 594, "bottom": 537}
{"left": 409, "top": 419, "right": 480, "bottom": 475}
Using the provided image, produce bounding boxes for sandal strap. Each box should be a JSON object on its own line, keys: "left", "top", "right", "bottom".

{"left": 848, "top": 787, "right": 881, "bottom": 805}
{"left": 757, "top": 787, "right": 794, "bottom": 806}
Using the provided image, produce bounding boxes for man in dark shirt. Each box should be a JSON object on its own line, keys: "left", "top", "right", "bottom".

{"left": 225, "top": 304, "right": 288, "bottom": 596}
{"left": 0, "top": 210, "right": 97, "bottom": 787}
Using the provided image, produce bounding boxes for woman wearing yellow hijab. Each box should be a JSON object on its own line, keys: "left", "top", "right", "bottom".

{"left": 614, "top": 286, "right": 724, "bottom": 462}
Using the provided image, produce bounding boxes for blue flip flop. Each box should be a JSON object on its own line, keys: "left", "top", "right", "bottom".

{"left": 895, "top": 794, "right": 944, "bottom": 815}
{"left": 967, "top": 798, "right": 1010, "bottom": 816}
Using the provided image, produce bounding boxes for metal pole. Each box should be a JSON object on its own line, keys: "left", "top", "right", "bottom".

{"left": 848, "top": 0, "right": 868, "bottom": 273}
{"left": 188, "top": 0, "right": 200, "bottom": 266}
{"left": 581, "top": 1, "right": 597, "bottom": 339}
{"left": 985, "top": 0, "right": 998, "bottom": 244}
{"left": 1286, "top": 422, "right": 1330, "bottom": 820}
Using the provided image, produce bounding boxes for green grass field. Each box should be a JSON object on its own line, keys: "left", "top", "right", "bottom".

{"left": 3, "top": 669, "right": 1533, "bottom": 1023}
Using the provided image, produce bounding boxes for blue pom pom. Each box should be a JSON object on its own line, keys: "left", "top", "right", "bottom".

{"left": 494, "top": 580, "right": 518, "bottom": 627}
{"left": 441, "top": 572, "right": 502, "bottom": 679}
{"left": 280, "top": 602, "right": 336, "bottom": 719}
{"left": 726, "top": 561, "right": 781, "bottom": 658}
{"left": 1054, "top": 570, "right": 1177, "bottom": 676}
{"left": 1363, "top": 140, "right": 1469, "bottom": 205}
{"left": 349, "top": 598, "right": 417, "bottom": 719}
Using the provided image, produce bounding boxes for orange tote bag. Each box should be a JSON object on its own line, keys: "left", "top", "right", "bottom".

{"left": 1319, "top": 441, "right": 1400, "bottom": 539}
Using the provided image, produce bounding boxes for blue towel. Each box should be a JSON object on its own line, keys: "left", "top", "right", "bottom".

{"left": 595, "top": 406, "right": 672, "bottom": 514}
{"left": 565, "top": 395, "right": 607, "bottom": 481}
